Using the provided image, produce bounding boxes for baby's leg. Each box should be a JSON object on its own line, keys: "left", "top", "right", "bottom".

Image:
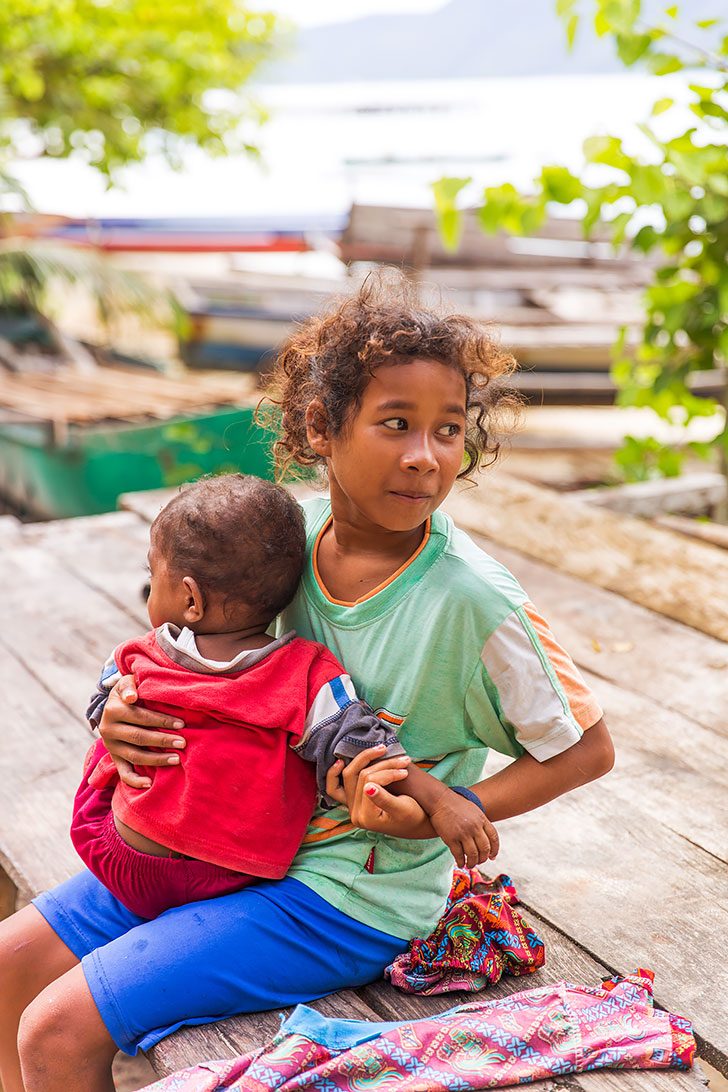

{"left": 0, "top": 904, "right": 79, "bottom": 1092}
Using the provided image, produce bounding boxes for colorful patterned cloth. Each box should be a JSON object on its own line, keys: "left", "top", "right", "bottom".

{"left": 141, "top": 970, "right": 694, "bottom": 1091}
{"left": 385, "top": 870, "right": 545, "bottom": 994}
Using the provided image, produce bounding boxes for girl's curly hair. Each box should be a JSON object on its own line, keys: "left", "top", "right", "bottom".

{"left": 260, "top": 272, "right": 521, "bottom": 481}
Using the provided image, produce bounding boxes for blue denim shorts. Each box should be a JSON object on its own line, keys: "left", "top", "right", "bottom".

{"left": 33, "top": 870, "right": 406, "bottom": 1055}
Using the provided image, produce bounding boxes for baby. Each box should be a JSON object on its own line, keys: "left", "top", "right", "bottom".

{"left": 72, "top": 475, "right": 488, "bottom": 918}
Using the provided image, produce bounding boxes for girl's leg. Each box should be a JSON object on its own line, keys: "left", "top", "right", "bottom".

{"left": 49, "top": 876, "right": 407, "bottom": 1060}
{"left": 0, "top": 905, "right": 80, "bottom": 1092}
{"left": 17, "top": 964, "right": 117, "bottom": 1092}
{"left": 0, "top": 869, "right": 151, "bottom": 1092}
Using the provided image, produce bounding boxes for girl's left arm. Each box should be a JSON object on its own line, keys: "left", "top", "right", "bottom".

{"left": 334, "top": 717, "right": 613, "bottom": 839}
{"left": 470, "top": 717, "right": 614, "bottom": 822}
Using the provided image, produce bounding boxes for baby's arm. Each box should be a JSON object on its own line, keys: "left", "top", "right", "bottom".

{"left": 296, "top": 673, "right": 497, "bottom": 865}
{"left": 86, "top": 652, "right": 123, "bottom": 730}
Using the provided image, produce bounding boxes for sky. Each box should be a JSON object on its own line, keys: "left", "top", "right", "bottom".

{"left": 267, "top": 0, "right": 446, "bottom": 26}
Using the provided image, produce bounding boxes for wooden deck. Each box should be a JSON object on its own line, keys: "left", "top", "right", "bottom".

{"left": 0, "top": 483, "right": 725, "bottom": 1090}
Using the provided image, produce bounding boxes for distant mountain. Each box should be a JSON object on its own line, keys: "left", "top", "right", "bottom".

{"left": 261, "top": 0, "right": 718, "bottom": 82}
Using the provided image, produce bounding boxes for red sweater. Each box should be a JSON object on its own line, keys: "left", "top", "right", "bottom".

{"left": 85, "top": 630, "right": 349, "bottom": 877}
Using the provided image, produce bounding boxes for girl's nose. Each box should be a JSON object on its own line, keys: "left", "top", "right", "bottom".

{"left": 402, "top": 434, "right": 438, "bottom": 472}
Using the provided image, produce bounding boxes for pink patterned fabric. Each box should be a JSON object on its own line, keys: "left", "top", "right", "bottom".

{"left": 385, "top": 870, "right": 545, "bottom": 994}
{"left": 141, "top": 970, "right": 695, "bottom": 1091}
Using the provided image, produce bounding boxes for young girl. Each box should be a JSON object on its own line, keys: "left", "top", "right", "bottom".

{"left": 0, "top": 279, "right": 613, "bottom": 1092}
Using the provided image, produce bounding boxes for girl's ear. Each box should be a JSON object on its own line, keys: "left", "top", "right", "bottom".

{"left": 181, "top": 576, "right": 205, "bottom": 624}
{"left": 305, "top": 398, "right": 333, "bottom": 457}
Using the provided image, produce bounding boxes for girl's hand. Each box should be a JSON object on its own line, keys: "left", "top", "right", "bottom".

{"left": 427, "top": 790, "right": 500, "bottom": 868}
{"left": 99, "top": 675, "right": 186, "bottom": 789}
{"left": 324, "top": 748, "right": 431, "bottom": 838}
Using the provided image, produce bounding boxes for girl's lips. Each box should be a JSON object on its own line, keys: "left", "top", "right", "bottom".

{"left": 389, "top": 491, "right": 432, "bottom": 503}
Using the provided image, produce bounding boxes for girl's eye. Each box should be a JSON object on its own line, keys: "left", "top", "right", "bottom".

{"left": 382, "top": 417, "right": 408, "bottom": 431}
{"left": 438, "top": 423, "right": 462, "bottom": 438}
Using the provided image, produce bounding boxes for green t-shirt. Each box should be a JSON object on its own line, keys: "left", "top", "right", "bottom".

{"left": 277, "top": 497, "right": 600, "bottom": 940}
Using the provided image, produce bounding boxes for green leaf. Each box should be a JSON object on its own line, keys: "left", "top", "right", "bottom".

{"left": 664, "top": 5, "right": 678, "bottom": 16}
{"left": 432, "top": 176, "right": 472, "bottom": 209}
{"left": 541, "top": 164, "right": 583, "bottom": 203}
{"left": 696, "top": 18, "right": 719, "bottom": 28}
{"left": 583, "top": 133, "right": 630, "bottom": 170}
{"left": 648, "top": 52, "right": 683, "bottom": 74}
{"left": 651, "top": 97, "right": 674, "bottom": 116}
{"left": 566, "top": 13, "right": 579, "bottom": 48}
{"left": 432, "top": 177, "right": 472, "bottom": 252}
{"left": 616, "top": 31, "right": 653, "bottom": 64}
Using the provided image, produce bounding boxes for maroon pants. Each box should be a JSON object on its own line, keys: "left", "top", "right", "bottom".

{"left": 71, "top": 773, "right": 252, "bottom": 919}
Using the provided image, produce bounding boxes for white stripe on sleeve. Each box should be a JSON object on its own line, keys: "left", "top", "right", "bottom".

{"left": 298, "top": 673, "right": 358, "bottom": 748}
{"left": 481, "top": 611, "right": 583, "bottom": 761}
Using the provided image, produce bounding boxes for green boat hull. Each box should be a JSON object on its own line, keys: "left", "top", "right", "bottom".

{"left": 0, "top": 407, "right": 277, "bottom": 521}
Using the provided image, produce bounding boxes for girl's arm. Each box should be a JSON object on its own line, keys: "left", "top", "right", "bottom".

{"left": 471, "top": 717, "right": 614, "bottom": 821}
{"left": 98, "top": 676, "right": 187, "bottom": 789}
{"left": 332, "top": 718, "right": 613, "bottom": 839}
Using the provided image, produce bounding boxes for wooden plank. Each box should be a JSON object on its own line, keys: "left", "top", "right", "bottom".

{"left": 0, "top": 367, "right": 257, "bottom": 426}
{"left": 119, "top": 486, "right": 177, "bottom": 523}
{"left": 655, "top": 514, "right": 728, "bottom": 551}
{"left": 577, "top": 669, "right": 728, "bottom": 862}
{"left": 573, "top": 474, "right": 725, "bottom": 519}
{"left": 23, "top": 510, "right": 150, "bottom": 628}
{"left": 0, "top": 540, "right": 144, "bottom": 719}
{"left": 443, "top": 473, "right": 728, "bottom": 642}
{"left": 470, "top": 534, "right": 728, "bottom": 737}
{"left": 0, "top": 645, "right": 87, "bottom": 897}
{"left": 481, "top": 767, "right": 728, "bottom": 1072}
{"left": 0, "top": 514, "right": 22, "bottom": 544}
{"left": 0, "top": 868, "right": 17, "bottom": 919}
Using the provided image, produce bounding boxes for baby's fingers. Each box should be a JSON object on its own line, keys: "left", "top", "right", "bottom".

{"left": 324, "top": 760, "right": 347, "bottom": 805}
{"left": 483, "top": 817, "right": 500, "bottom": 859}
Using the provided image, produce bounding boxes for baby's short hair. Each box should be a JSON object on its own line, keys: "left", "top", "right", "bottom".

{"left": 151, "top": 475, "right": 306, "bottom": 624}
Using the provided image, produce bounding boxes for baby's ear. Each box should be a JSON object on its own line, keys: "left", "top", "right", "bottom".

{"left": 182, "top": 576, "right": 204, "bottom": 623}
{"left": 305, "top": 398, "right": 332, "bottom": 456}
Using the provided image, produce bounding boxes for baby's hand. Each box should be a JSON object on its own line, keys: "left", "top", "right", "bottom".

{"left": 428, "top": 787, "right": 499, "bottom": 869}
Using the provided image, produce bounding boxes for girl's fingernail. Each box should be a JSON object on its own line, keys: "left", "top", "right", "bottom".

{"left": 167, "top": 755, "right": 180, "bottom": 765}
{"left": 364, "top": 785, "right": 377, "bottom": 797}
{"left": 173, "top": 720, "right": 185, "bottom": 729}
{"left": 172, "top": 739, "right": 186, "bottom": 748}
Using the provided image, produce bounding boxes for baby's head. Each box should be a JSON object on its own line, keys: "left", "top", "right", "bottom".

{"left": 146, "top": 474, "right": 306, "bottom": 633}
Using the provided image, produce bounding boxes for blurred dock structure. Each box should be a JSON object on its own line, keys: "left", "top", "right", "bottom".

{"left": 13, "top": 203, "right": 726, "bottom": 402}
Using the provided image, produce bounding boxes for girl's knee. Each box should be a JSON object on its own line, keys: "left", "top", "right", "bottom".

{"left": 17, "top": 975, "right": 116, "bottom": 1088}
{"left": 17, "top": 992, "right": 62, "bottom": 1082}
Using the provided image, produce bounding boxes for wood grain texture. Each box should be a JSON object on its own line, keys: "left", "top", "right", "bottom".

{"left": 482, "top": 777, "right": 727, "bottom": 1071}
{"left": 443, "top": 474, "right": 728, "bottom": 641}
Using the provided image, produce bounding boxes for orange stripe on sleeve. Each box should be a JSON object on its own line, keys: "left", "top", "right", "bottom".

{"left": 523, "top": 602, "right": 603, "bottom": 731}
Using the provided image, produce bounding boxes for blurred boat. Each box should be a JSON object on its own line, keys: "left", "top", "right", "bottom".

{"left": 0, "top": 368, "right": 274, "bottom": 520}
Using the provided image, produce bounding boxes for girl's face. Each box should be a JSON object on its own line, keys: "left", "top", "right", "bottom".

{"left": 320, "top": 357, "right": 467, "bottom": 533}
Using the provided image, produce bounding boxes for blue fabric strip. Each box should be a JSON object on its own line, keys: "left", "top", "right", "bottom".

{"left": 328, "top": 675, "right": 351, "bottom": 710}
{"left": 279, "top": 1004, "right": 404, "bottom": 1050}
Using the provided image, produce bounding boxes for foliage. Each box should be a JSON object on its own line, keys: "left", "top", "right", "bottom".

{"left": 0, "top": 0, "right": 279, "bottom": 181}
{"left": 434, "top": 1, "right": 728, "bottom": 484}
{"left": 0, "top": 2, "right": 280, "bottom": 361}
{"left": 0, "top": 241, "right": 182, "bottom": 338}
